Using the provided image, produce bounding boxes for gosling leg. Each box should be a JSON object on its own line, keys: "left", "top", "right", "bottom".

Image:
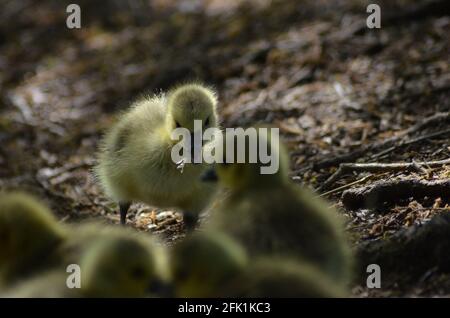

{"left": 119, "top": 202, "right": 131, "bottom": 225}
{"left": 183, "top": 211, "right": 199, "bottom": 231}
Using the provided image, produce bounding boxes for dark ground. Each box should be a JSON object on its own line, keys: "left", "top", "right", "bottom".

{"left": 0, "top": 0, "right": 449, "bottom": 297}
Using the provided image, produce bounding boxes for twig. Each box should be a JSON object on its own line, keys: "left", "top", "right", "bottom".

{"left": 401, "top": 112, "right": 450, "bottom": 136}
{"left": 319, "top": 175, "right": 372, "bottom": 197}
{"left": 370, "top": 128, "right": 450, "bottom": 160}
{"left": 313, "top": 112, "right": 450, "bottom": 170}
{"left": 319, "top": 158, "right": 450, "bottom": 191}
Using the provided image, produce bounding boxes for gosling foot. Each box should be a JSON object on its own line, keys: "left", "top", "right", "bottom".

{"left": 119, "top": 201, "right": 131, "bottom": 225}
{"left": 183, "top": 212, "right": 199, "bottom": 231}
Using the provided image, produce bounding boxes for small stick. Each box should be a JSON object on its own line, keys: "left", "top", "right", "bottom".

{"left": 313, "top": 112, "right": 450, "bottom": 170}
{"left": 370, "top": 128, "right": 450, "bottom": 160}
{"left": 319, "top": 158, "right": 450, "bottom": 191}
{"left": 319, "top": 175, "right": 373, "bottom": 197}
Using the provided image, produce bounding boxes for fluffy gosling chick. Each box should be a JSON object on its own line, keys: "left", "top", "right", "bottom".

{"left": 3, "top": 233, "right": 170, "bottom": 298}
{"left": 170, "top": 231, "right": 247, "bottom": 297}
{"left": 95, "top": 83, "right": 219, "bottom": 228}
{"left": 202, "top": 129, "right": 352, "bottom": 286}
{"left": 79, "top": 233, "right": 169, "bottom": 297}
{"left": 234, "top": 258, "right": 346, "bottom": 298}
{"left": 170, "top": 231, "right": 345, "bottom": 297}
{"left": 0, "top": 192, "right": 66, "bottom": 287}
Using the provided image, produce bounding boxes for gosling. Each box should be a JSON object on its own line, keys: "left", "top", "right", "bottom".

{"left": 0, "top": 192, "right": 66, "bottom": 287}
{"left": 235, "top": 257, "right": 345, "bottom": 298}
{"left": 95, "top": 83, "right": 219, "bottom": 228}
{"left": 201, "top": 129, "right": 353, "bottom": 286}
{"left": 0, "top": 192, "right": 170, "bottom": 294}
{"left": 170, "top": 231, "right": 345, "bottom": 297}
{"left": 170, "top": 231, "right": 246, "bottom": 297}
{"left": 2, "top": 234, "right": 170, "bottom": 298}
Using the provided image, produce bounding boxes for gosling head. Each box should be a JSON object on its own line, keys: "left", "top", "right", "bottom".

{"left": 170, "top": 231, "right": 247, "bottom": 297}
{"left": 0, "top": 192, "right": 65, "bottom": 273}
{"left": 166, "top": 83, "right": 218, "bottom": 133}
{"left": 201, "top": 128, "right": 290, "bottom": 190}
{"left": 80, "top": 234, "right": 171, "bottom": 297}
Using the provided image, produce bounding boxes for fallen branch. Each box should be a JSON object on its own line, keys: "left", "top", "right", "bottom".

{"left": 341, "top": 178, "right": 450, "bottom": 211}
{"left": 370, "top": 128, "right": 450, "bottom": 160}
{"left": 313, "top": 112, "right": 450, "bottom": 170}
{"left": 400, "top": 112, "right": 450, "bottom": 136}
{"left": 319, "top": 158, "right": 450, "bottom": 191}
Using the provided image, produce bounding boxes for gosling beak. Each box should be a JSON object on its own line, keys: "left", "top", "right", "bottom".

{"left": 200, "top": 168, "right": 218, "bottom": 182}
{"left": 147, "top": 279, "right": 174, "bottom": 297}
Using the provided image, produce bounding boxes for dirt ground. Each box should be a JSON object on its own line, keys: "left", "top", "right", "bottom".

{"left": 0, "top": 0, "right": 449, "bottom": 297}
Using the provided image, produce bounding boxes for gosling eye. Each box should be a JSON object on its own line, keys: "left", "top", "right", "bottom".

{"left": 204, "top": 117, "right": 210, "bottom": 127}
{"left": 175, "top": 121, "right": 181, "bottom": 128}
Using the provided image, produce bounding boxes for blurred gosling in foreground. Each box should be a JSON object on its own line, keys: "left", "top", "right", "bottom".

{"left": 170, "top": 231, "right": 246, "bottom": 297}
{"left": 95, "top": 83, "right": 219, "bottom": 228}
{"left": 0, "top": 192, "right": 66, "bottom": 287}
{"left": 170, "top": 231, "right": 345, "bottom": 297}
{"left": 201, "top": 129, "right": 353, "bottom": 286}
{"left": 0, "top": 192, "right": 170, "bottom": 296}
{"left": 3, "top": 234, "right": 170, "bottom": 298}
